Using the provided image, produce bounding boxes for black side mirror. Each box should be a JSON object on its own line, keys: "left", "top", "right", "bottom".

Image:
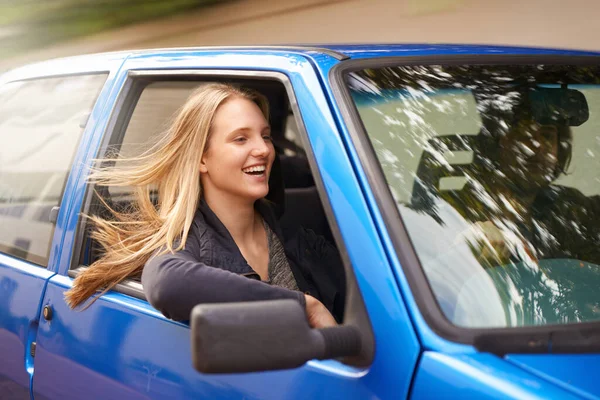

{"left": 190, "top": 299, "right": 362, "bottom": 374}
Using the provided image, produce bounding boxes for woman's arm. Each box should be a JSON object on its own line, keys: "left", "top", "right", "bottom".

{"left": 142, "top": 250, "right": 305, "bottom": 322}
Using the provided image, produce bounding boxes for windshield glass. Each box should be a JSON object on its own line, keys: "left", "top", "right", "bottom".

{"left": 346, "top": 64, "right": 600, "bottom": 328}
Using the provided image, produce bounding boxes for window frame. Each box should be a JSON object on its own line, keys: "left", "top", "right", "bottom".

{"left": 0, "top": 72, "right": 108, "bottom": 267}
{"left": 69, "top": 68, "right": 375, "bottom": 366}
{"left": 330, "top": 54, "right": 600, "bottom": 354}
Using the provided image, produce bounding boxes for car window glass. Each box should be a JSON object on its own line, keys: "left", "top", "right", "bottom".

{"left": 347, "top": 65, "right": 600, "bottom": 328}
{"left": 0, "top": 73, "right": 107, "bottom": 266}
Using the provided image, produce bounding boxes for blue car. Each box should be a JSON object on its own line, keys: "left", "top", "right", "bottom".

{"left": 1, "top": 44, "right": 600, "bottom": 399}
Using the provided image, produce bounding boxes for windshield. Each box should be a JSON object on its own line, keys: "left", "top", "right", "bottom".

{"left": 346, "top": 64, "right": 600, "bottom": 329}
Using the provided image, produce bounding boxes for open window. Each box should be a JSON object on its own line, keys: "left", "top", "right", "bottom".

{"left": 69, "top": 69, "right": 375, "bottom": 371}
{"left": 71, "top": 73, "right": 339, "bottom": 312}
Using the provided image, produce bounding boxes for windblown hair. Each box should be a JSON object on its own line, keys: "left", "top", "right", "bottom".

{"left": 65, "top": 83, "right": 269, "bottom": 309}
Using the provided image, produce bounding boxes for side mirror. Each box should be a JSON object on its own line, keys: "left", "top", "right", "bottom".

{"left": 190, "top": 299, "right": 362, "bottom": 373}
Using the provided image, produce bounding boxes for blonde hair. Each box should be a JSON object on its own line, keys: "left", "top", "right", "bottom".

{"left": 65, "top": 82, "right": 269, "bottom": 309}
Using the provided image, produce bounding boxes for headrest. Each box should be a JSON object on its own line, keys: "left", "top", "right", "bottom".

{"left": 265, "top": 152, "right": 285, "bottom": 218}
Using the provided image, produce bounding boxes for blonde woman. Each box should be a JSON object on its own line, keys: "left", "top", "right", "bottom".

{"left": 65, "top": 83, "right": 344, "bottom": 328}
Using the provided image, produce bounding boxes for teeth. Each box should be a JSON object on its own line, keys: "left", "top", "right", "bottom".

{"left": 242, "top": 165, "right": 266, "bottom": 173}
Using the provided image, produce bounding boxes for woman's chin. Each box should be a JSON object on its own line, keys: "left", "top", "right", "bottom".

{"left": 242, "top": 187, "right": 270, "bottom": 202}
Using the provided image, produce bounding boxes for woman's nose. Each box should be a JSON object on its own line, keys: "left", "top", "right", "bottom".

{"left": 250, "top": 137, "right": 271, "bottom": 157}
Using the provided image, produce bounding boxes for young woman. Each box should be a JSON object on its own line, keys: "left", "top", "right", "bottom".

{"left": 65, "top": 83, "right": 345, "bottom": 328}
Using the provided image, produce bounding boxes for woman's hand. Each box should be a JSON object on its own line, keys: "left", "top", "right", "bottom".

{"left": 304, "top": 294, "right": 337, "bottom": 328}
{"left": 473, "top": 221, "right": 512, "bottom": 265}
{"left": 471, "top": 221, "right": 537, "bottom": 266}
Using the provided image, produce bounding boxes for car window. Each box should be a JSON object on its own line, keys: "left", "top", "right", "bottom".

{"left": 0, "top": 74, "right": 107, "bottom": 266}
{"left": 346, "top": 64, "right": 600, "bottom": 328}
{"left": 82, "top": 78, "right": 329, "bottom": 268}
{"left": 108, "top": 81, "right": 308, "bottom": 202}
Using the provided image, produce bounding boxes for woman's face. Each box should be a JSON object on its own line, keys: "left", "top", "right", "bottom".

{"left": 200, "top": 96, "right": 274, "bottom": 203}
{"left": 498, "top": 118, "right": 560, "bottom": 190}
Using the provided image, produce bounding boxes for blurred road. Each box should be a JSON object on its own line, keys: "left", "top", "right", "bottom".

{"left": 2, "top": 0, "right": 600, "bottom": 71}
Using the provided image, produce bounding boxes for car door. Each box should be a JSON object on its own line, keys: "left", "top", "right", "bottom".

{"left": 31, "top": 50, "right": 421, "bottom": 400}
{"left": 0, "top": 70, "right": 110, "bottom": 399}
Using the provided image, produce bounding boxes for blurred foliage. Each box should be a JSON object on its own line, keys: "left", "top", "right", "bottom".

{"left": 0, "top": 0, "right": 227, "bottom": 58}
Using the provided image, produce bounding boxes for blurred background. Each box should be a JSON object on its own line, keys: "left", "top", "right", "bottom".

{"left": 1, "top": 0, "right": 599, "bottom": 72}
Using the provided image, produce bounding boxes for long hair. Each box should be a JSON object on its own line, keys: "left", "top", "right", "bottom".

{"left": 65, "top": 83, "right": 269, "bottom": 309}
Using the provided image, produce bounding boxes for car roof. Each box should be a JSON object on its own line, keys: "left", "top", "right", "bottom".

{"left": 322, "top": 43, "right": 600, "bottom": 58}
{"left": 3, "top": 44, "right": 599, "bottom": 82}
{"left": 127, "top": 43, "right": 600, "bottom": 59}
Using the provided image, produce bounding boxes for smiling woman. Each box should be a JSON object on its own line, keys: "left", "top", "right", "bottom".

{"left": 200, "top": 97, "right": 274, "bottom": 217}
{"left": 65, "top": 82, "right": 343, "bottom": 328}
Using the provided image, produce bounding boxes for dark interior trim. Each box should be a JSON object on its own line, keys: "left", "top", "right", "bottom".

{"left": 329, "top": 54, "right": 600, "bottom": 354}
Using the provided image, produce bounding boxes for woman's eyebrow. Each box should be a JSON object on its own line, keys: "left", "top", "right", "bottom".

{"left": 227, "top": 125, "right": 270, "bottom": 136}
{"left": 226, "top": 127, "right": 251, "bottom": 138}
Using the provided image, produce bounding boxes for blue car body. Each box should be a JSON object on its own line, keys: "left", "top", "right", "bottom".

{"left": 0, "top": 44, "right": 599, "bottom": 399}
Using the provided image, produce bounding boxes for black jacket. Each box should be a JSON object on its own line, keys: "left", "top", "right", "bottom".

{"left": 141, "top": 199, "right": 346, "bottom": 322}
{"left": 530, "top": 185, "right": 600, "bottom": 263}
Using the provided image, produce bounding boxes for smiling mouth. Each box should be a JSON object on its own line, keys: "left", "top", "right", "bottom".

{"left": 242, "top": 165, "right": 266, "bottom": 176}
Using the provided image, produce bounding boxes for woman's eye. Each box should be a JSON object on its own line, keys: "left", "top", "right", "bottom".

{"left": 263, "top": 135, "right": 272, "bottom": 141}
{"left": 234, "top": 137, "right": 247, "bottom": 143}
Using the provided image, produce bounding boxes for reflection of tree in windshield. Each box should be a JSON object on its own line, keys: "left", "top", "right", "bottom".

{"left": 487, "top": 259, "right": 600, "bottom": 325}
{"left": 349, "top": 64, "right": 600, "bottom": 327}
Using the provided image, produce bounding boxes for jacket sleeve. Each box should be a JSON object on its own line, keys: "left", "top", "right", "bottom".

{"left": 142, "top": 248, "right": 306, "bottom": 322}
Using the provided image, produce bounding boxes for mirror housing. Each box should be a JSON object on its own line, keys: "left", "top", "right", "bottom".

{"left": 190, "top": 299, "right": 362, "bottom": 373}
{"left": 526, "top": 87, "right": 589, "bottom": 126}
